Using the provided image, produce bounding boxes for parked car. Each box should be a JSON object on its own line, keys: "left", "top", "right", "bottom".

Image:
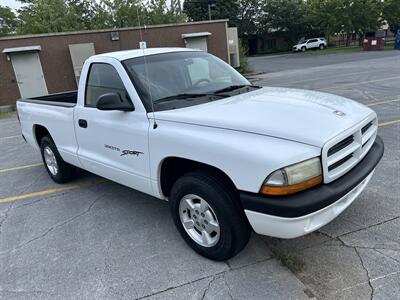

{"left": 17, "top": 48, "right": 383, "bottom": 260}
{"left": 293, "top": 38, "right": 327, "bottom": 52}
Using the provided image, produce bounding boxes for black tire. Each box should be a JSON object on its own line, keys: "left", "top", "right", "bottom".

{"left": 301, "top": 46, "right": 306, "bottom": 52}
{"left": 169, "top": 169, "right": 251, "bottom": 261}
{"left": 40, "top": 135, "right": 76, "bottom": 183}
{"left": 319, "top": 44, "right": 325, "bottom": 50}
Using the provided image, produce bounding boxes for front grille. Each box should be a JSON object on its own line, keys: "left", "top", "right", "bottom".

{"left": 322, "top": 116, "right": 378, "bottom": 183}
{"left": 361, "top": 121, "right": 373, "bottom": 134}
{"left": 328, "top": 135, "right": 354, "bottom": 156}
{"left": 328, "top": 154, "right": 353, "bottom": 171}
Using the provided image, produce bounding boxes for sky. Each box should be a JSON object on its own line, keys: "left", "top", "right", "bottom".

{"left": 2, "top": 0, "right": 23, "bottom": 10}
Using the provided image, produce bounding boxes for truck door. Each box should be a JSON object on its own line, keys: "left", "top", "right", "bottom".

{"left": 74, "top": 61, "right": 152, "bottom": 195}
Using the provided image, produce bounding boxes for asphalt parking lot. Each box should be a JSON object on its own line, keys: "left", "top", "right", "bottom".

{"left": 1, "top": 50, "right": 399, "bottom": 299}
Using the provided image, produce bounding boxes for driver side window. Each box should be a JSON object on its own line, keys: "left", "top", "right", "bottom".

{"left": 85, "top": 63, "right": 129, "bottom": 107}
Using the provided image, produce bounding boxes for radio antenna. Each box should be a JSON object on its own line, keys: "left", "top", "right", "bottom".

{"left": 137, "top": 6, "right": 157, "bottom": 129}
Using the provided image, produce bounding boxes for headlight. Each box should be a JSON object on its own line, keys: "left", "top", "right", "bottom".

{"left": 260, "top": 157, "right": 322, "bottom": 196}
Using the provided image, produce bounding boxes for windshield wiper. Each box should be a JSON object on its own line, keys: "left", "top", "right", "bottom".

{"left": 213, "top": 84, "right": 259, "bottom": 94}
{"left": 154, "top": 93, "right": 227, "bottom": 103}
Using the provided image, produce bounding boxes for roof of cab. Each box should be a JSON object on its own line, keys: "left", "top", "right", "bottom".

{"left": 92, "top": 47, "right": 198, "bottom": 61}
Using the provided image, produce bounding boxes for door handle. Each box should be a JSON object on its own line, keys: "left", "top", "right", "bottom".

{"left": 78, "top": 119, "right": 88, "bottom": 128}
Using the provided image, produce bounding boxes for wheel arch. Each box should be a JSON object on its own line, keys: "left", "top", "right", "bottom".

{"left": 33, "top": 124, "right": 51, "bottom": 147}
{"left": 159, "top": 156, "right": 238, "bottom": 198}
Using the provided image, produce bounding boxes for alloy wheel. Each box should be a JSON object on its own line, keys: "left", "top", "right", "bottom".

{"left": 179, "top": 194, "right": 220, "bottom": 247}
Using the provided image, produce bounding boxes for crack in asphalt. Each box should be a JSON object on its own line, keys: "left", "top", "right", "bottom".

{"left": 354, "top": 247, "right": 374, "bottom": 300}
{"left": 0, "top": 194, "right": 103, "bottom": 256}
{"left": 200, "top": 275, "right": 216, "bottom": 300}
{"left": 334, "top": 215, "right": 400, "bottom": 240}
{"left": 199, "top": 273, "right": 234, "bottom": 300}
{"left": 0, "top": 174, "right": 43, "bottom": 236}
{"left": 95, "top": 240, "right": 112, "bottom": 298}
{"left": 374, "top": 249, "right": 400, "bottom": 265}
{"left": 136, "top": 256, "right": 273, "bottom": 299}
{"left": 0, "top": 203, "right": 13, "bottom": 235}
{"left": 316, "top": 231, "right": 400, "bottom": 299}
{"left": 260, "top": 237, "right": 318, "bottom": 298}
{"left": 275, "top": 226, "right": 400, "bottom": 299}
{"left": 136, "top": 272, "right": 226, "bottom": 300}
{"left": 222, "top": 274, "right": 234, "bottom": 300}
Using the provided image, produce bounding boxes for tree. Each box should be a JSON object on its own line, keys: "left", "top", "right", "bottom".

{"left": 236, "top": 0, "right": 261, "bottom": 36}
{"left": 65, "top": 0, "right": 97, "bottom": 31}
{"left": 95, "top": 0, "right": 143, "bottom": 28}
{"left": 307, "top": 0, "right": 344, "bottom": 40}
{"left": 346, "top": 0, "right": 383, "bottom": 44}
{"left": 183, "top": 0, "right": 260, "bottom": 37}
{"left": 17, "top": 0, "right": 78, "bottom": 34}
{"left": 145, "top": 0, "right": 186, "bottom": 25}
{"left": 260, "top": 0, "right": 310, "bottom": 44}
{"left": 183, "top": 0, "right": 239, "bottom": 27}
{"left": 383, "top": 0, "right": 400, "bottom": 34}
{"left": 183, "top": 0, "right": 210, "bottom": 22}
{"left": 0, "top": 6, "right": 17, "bottom": 37}
{"left": 14, "top": 0, "right": 186, "bottom": 34}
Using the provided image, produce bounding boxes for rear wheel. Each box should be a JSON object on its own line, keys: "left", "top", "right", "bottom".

{"left": 319, "top": 44, "right": 325, "bottom": 50}
{"left": 169, "top": 170, "right": 251, "bottom": 261}
{"left": 40, "top": 135, "right": 76, "bottom": 183}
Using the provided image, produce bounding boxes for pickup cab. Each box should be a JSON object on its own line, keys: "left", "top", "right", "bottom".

{"left": 17, "top": 48, "right": 384, "bottom": 260}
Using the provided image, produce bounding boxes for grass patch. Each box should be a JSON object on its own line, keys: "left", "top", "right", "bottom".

{"left": 253, "top": 44, "right": 396, "bottom": 59}
{"left": 0, "top": 111, "right": 16, "bottom": 119}
{"left": 249, "top": 51, "right": 292, "bottom": 57}
{"left": 271, "top": 247, "right": 305, "bottom": 274}
{"left": 384, "top": 43, "right": 396, "bottom": 50}
{"left": 301, "top": 46, "right": 362, "bottom": 56}
{"left": 302, "top": 44, "right": 396, "bottom": 56}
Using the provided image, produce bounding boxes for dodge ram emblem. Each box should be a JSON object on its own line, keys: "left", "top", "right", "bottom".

{"left": 333, "top": 110, "right": 345, "bottom": 117}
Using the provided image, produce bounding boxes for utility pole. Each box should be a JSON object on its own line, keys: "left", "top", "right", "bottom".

{"left": 208, "top": 4, "right": 212, "bottom": 20}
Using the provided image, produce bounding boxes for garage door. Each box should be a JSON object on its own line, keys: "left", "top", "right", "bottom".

{"left": 185, "top": 37, "right": 208, "bottom": 51}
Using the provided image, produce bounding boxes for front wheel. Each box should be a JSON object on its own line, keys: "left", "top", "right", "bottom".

{"left": 40, "top": 135, "right": 76, "bottom": 183}
{"left": 301, "top": 46, "right": 306, "bottom": 52}
{"left": 169, "top": 170, "right": 251, "bottom": 261}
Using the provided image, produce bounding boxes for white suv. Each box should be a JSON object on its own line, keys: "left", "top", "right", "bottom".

{"left": 293, "top": 38, "right": 327, "bottom": 52}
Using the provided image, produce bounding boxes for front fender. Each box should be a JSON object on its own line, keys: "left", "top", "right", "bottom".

{"left": 149, "top": 121, "right": 321, "bottom": 196}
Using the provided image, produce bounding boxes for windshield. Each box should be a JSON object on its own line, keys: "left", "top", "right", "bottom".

{"left": 123, "top": 51, "right": 251, "bottom": 111}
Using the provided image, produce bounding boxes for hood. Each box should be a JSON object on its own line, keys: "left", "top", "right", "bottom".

{"left": 154, "top": 87, "right": 374, "bottom": 147}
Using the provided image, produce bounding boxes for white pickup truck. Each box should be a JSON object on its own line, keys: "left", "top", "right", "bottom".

{"left": 17, "top": 48, "right": 384, "bottom": 260}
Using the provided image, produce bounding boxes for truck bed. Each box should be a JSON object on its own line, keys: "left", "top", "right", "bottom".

{"left": 18, "top": 91, "right": 77, "bottom": 107}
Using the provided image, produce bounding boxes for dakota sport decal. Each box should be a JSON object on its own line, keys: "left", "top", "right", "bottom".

{"left": 104, "top": 144, "right": 144, "bottom": 157}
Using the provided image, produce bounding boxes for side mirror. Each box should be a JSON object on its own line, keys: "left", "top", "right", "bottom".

{"left": 96, "top": 93, "right": 134, "bottom": 111}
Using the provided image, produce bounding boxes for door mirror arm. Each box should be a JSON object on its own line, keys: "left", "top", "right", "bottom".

{"left": 96, "top": 93, "right": 134, "bottom": 111}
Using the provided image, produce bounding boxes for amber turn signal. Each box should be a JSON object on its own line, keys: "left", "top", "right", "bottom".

{"left": 260, "top": 175, "right": 323, "bottom": 196}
